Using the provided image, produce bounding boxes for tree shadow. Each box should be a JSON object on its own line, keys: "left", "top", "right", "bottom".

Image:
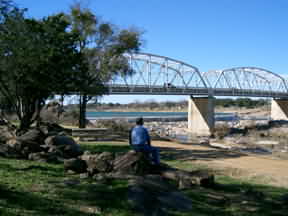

{"left": 54, "top": 180, "right": 133, "bottom": 215}
{"left": 80, "top": 143, "right": 131, "bottom": 153}
{"left": 0, "top": 159, "right": 64, "bottom": 178}
{"left": 0, "top": 184, "right": 99, "bottom": 216}
{"left": 80, "top": 141, "right": 247, "bottom": 161}
{"left": 159, "top": 146, "right": 247, "bottom": 162}
{"left": 183, "top": 182, "right": 288, "bottom": 216}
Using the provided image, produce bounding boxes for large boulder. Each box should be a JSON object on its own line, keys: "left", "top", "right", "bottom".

{"left": 161, "top": 168, "right": 215, "bottom": 189}
{"left": 16, "top": 129, "right": 45, "bottom": 157}
{"left": 38, "top": 122, "right": 71, "bottom": 136}
{"left": 0, "top": 125, "right": 16, "bottom": 143}
{"left": 28, "top": 151, "right": 61, "bottom": 163}
{"left": 80, "top": 152, "right": 114, "bottom": 175}
{"left": 113, "top": 151, "right": 156, "bottom": 175}
{"left": 0, "top": 142, "right": 21, "bottom": 158}
{"left": 65, "top": 151, "right": 158, "bottom": 176}
{"left": 0, "top": 121, "right": 81, "bottom": 162}
{"left": 128, "top": 175, "right": 193, "bottom": 215}
{"left": 44, "top": 135, "right": 82, "bottom": 158}
{"left": 64, "top": 158, "right": 87, "bottom": 173}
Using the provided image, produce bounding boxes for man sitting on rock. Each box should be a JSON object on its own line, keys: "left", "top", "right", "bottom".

{"left": 129, "top": 117, "right": 160, "bottom": 165}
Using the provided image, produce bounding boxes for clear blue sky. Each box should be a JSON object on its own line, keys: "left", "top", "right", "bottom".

{"left": 15, "top": 0, "right": 288, "bottom": 104}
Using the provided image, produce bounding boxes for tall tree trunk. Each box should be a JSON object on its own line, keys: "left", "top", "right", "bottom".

{"left": 18, "top": 99, "right": 43, "bottom": 133}
{"left": 18, "top": 111, "right": 33, "bottom": 134}
{"left": 79, "top": 94, "right": 88, "bottom": 128}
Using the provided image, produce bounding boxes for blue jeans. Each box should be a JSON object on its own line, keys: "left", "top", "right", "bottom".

{"left": 132, "top": 144, "right": 160, "bottom": 165}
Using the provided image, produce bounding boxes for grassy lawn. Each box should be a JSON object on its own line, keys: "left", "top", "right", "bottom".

{"left": 0, "top": 141, "right": 287, "bottom": 216}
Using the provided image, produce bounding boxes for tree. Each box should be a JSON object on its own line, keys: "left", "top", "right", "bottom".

{"left": 0, "top": 0, "right": 13, "bottom": 20}
{"left": 0, "top": 6, "right": 84, "bottom": 131}
{"left": 67, "top": 2, "right": 142, "bottom": 128}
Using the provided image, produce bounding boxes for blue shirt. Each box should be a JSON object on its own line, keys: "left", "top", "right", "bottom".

{"left": 130, "top": 125, "right": 150, "bottom": 145}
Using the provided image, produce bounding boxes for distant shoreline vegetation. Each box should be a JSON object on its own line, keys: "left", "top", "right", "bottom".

{"left": 65, "top": 98, "right": 269, "bottom": 112}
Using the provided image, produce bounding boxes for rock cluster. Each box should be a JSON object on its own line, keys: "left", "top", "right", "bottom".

{"left": 64, "top": 150, "right": 215, "bottom": 189}
{"left": 64, "top": 150, "right": 156, "bottom": 176}
{"left": 64, "top": 150, "right": 214, "bottom": 215}
{"left": 0, "top": 121, "right": 82, "bottom": 163}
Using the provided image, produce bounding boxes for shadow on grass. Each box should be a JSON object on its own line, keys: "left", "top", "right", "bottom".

{"left": 80, "top": 141, "right": 247, "bottom": 162}
{"left": 81, "top": 143, "right": 131, "bottom": 153}
{"left": 0, "top": 158, "right": 64, "bottom": 178}
{"left": 0, "top": 157, "right": 134, "bottom": 216}
{"left": 159, "top": 146, "right": 247, "bottom": 162}
{"left": 183, "top": 180, "right": 288, "bottom": 216}
{"left": 0, "top": 184, "right": 101, "bottom": 216}
{"left": 55, "top": 180, "right": 134, "bottom": 215}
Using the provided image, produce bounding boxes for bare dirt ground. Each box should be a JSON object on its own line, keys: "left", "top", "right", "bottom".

{"left": 153, "top": 140, "right": 288, "bottom": 188}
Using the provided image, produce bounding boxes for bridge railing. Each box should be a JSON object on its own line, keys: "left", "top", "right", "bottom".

{"left": 106, "top": 84, "right": 288, "bottom": 98}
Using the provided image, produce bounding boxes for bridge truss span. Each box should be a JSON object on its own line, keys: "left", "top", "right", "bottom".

{"left": 203, "top": 67, "right": 288, "bottom": 97}
{"left": 109, "top": 52, "right": 208, "bottom": 95}
{"left": 107, "top": 53, "right": 288, "bottom": 98}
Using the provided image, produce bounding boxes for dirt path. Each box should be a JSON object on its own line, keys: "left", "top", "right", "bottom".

{"left": 153, "top": 140, "right": 288, "bottom": 187}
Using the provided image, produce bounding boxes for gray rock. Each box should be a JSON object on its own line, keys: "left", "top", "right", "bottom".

{"left": 64, "top": 158, "right": 87, "bottom": 173}
{"left": 28, "top": 151, "right": 61, "bottom": 163}
{"left": 128, "top": 175, "right": 192, "bottom": 215}
{"left": 0, "top": 143, "right": 20, "bottom": 158}
{"left": 161, "top": 168, "right": 214, "bottom": 189}
{"left": 63, "top": 179, "right": 80, "bottom": 186}
{"left": 28, "top": 152, "right": 48, "bottom": 162}
{"left": 0, "top": 125, "right": 16, "bottom": 143}
{"left": 38, "top": 122, "right": 69, "bottom": 136}
{"left": 79, "top": 173, "right": 89, "bottom": 179}
{"left": 16, "top": 129, "right": 44, "bottom": 154}
{"left": 113, "top": 151, "right": 155, "bottom": 175}
{"left": 47, "top": 135, "right": 82, "bottom": 158}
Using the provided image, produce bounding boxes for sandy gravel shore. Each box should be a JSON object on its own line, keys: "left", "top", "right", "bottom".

{"left": 153, "top": 140, "right": 288, "bottom": 187}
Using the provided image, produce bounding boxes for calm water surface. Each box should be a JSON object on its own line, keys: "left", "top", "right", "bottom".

{"left": 86, "top": 111, "right": 240, "bottom": 121}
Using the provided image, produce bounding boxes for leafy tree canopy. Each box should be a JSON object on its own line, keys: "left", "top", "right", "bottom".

{"left": 0, "top": 5, "right": 85, "bottom": 131}
{"left": 66, "top": 1, "right": 143, "bottom": 128}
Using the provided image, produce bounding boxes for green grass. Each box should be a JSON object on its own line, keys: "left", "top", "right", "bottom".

{"left": 0, "top": 156, "right": 135, "bottom": 216}
{"left": 0, "top": 141, "right": 288, "bottom": 216}
{"left": 80, "top": 141, "right": 130, "bottom": 153}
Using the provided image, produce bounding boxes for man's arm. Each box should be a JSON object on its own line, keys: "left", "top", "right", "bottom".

{"left": 145, "top": 128, "right": 151, "bottom": 146}
{"left": 129, "top": 128, "right": 133, "bottom": 146}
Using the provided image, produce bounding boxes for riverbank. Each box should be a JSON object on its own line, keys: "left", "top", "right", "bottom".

{"left": 87, "top": 105, "right": 270, "bottom": 115}
{"left": 88, "top": 106, "right": 288, "bottom": 161}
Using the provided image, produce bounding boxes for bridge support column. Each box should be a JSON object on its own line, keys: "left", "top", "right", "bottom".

{"left": 271, "top": 99, "right": 288, "bottom": 120}
{"left": 188, "top": 96, "right": 215, "bottom": 136}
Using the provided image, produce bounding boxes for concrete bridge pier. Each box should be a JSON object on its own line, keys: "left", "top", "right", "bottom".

{"left": 271, "top": 99, "right": 288, "bottom": 120}
{"left": 188, "top": 96, "right": 215, "bottom": 136}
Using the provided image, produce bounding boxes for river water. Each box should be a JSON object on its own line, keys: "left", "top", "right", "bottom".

{"left": 86, "top": 111, "right": 242, "bottom": 122}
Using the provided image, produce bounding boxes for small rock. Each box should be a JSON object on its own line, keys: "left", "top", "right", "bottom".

{"left": 63, "top": 179, "right": 80, "bottom": 186}
{"left": 28, "top": 152, "right": 48, "bottom": 162}
{"left": 79, "top": 173, "right": 89, "bottom": 179}
{"left": 80, "top": 206, "right": 102, "bottom": 214}
{"left": 209, "top": 142, "right": 231, "bottom": 149}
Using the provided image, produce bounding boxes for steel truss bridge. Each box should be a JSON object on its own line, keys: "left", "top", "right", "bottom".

{"left": 107, "top": 53, "right": 288, "bottom": 98}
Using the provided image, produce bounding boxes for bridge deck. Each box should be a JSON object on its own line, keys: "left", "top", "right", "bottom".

{"left": 106, "top": 85, "right": 288, "bottom": 98}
